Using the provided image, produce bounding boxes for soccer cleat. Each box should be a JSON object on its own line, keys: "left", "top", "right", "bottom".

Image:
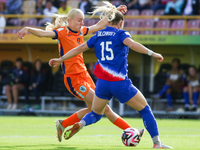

{"left": 138, "top": 128, "right": 145, "bottom": 139}
{"left": 64, "top": 122, "right": 82, "bottom": 140}
{"left": 55, "top": 119, "right": 65, "bottom": 142}
{"left": 153, "top": 142, "right": 173, "bottom": 149}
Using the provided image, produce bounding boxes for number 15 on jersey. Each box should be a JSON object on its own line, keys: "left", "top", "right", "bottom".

{"left": 100, "top": 41, "right": 114, "bottom": 61}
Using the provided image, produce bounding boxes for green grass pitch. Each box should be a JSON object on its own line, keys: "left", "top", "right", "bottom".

{"left": 0, "top": 116, "right": 200, "bottom": 149}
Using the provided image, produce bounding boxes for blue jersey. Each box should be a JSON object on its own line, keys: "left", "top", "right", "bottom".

{"left": 87, "top": 27, "right": 131, "bottom": 81}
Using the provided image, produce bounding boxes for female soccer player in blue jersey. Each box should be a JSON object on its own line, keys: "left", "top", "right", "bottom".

{"left": 49, "top": 2, "right": 173, "bottom": 149}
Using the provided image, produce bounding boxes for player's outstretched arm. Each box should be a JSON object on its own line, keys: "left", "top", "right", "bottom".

{"left": 49, "top": 42, "right": 89, "bottom": 67}
{"left": 87, "top": 5, "right": 127, "bottom": 34}
{"left": 123, "top": 38, "right": 164, "bottom": 62}
{"left": 17, "top": 27, "right": 56, "bottom": 39}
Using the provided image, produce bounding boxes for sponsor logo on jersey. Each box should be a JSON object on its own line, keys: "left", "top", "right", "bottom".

{"left": 79, "top": 86, "right": 87, "bottom": 92}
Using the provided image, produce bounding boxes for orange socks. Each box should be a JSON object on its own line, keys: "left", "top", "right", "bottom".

{"left": 62, "top": 112, "right": 81, "bottom": 128}
{"left": 113, "top": 117, "right": 131, "bottom": 130}
{"left": 62, "top": 113, "right": 130, "bottom": 130}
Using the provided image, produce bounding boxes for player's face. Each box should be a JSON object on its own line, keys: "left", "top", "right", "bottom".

{"left": 70, "top": 13, "right": 84, "bottom": 32}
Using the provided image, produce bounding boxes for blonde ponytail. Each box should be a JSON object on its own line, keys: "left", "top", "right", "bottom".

{"left": 45, "top": 14, "right": 68, "bottom": 31}
{"left": 45, "top": 9, "right": 84, "bottom": 31}
{"left": 90, "top": 1, "right": 118, "bottom": 22}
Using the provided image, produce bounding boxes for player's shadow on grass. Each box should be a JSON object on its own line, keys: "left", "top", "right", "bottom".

{"left": 0, "top": 145, "right": 77, "bottom": 150}
{"left": 0, "top": 145, "right": 151, "bottom": 150}
{"left": 55, "top": 145, "right": 151, "bottom": 150}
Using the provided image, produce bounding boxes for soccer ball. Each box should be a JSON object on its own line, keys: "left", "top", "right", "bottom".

{"left": 121, "top": 128, "right": 140, "bottom": 147}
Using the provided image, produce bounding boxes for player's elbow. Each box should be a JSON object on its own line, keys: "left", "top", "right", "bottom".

{"left": 37, "top": 32, "right": 43, "bottom": 38}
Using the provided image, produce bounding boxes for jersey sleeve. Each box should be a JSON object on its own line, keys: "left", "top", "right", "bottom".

{"left": 52, "top": 27, "right": 66, "bottom": 40}
{"left": 87, "top": 34, "right": 96, "bottom": 48}
{"left": 82, "top": 26, "right": 89, "bottom": 36}
{"left": 119, "top": 30, "right": 132, "bottom": 43}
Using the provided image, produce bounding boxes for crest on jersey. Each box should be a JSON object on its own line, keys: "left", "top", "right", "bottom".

{"left": 77, "top": 38, "right": 80, "bottom": 44}
{"left": 79, "top": 86, "right": 87, "bottom": 92}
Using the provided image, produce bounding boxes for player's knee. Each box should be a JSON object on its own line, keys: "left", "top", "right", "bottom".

{"left": 138, "top": 105, "right": 152, "bottom": 116}
{"left": 104, "top": 105, "right": 112, "bottom": 114}
{"left": 86, "top": 105, "right": 92, "bottom": 112}
{"left": 87, "top": 107, "right": 91, "bottom": 113}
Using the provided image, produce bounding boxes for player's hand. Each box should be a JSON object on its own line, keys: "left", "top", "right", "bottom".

{"left": 152, "top": 53, "right": 163, "bottom": 62}
{"left": 117, "top": 5, "right": 127, "bottom": 14}
{"left": 49, "top": 58, "right": 62, "bottom": 68}
{"left": 17, "top": 27, "right": 28, "bottom": 39}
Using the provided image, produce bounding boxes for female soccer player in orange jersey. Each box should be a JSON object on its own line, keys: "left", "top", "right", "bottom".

{"left": 17, "top": 3, "right": 131, "bottom": 142}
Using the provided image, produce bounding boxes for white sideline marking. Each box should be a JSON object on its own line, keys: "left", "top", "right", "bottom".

{"left": 1, "top": 134, "right": 200, "bottom": 138}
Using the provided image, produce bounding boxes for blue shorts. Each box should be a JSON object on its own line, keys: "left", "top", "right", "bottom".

{"left": 95, "top": 78, "right": 138, "bottom": 103}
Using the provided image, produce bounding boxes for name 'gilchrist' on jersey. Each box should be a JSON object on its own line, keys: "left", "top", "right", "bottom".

{"left": 87, "top": 27, "right": 132, "bottom": 81}
{"left": 98, "top": 31, "right": 116, "bottom": 36}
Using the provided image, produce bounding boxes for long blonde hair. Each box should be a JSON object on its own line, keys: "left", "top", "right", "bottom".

{"left": 90, "top": 1, "right": 122, "bottom": 23}
{"left": 45, "top": 9, "right": 84, "bottom": 31}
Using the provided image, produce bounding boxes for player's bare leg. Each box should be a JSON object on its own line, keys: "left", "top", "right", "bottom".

{"left": 55, "top": 89, "right": 93, "bottom": 142}
{"left": 55, "top": 107, "right": 91, "bottom": 142}
{"left": 63, "top": 88, "right": 132, "bottom": 140}
{"left": 84, "top": 88, "right": 131, "bottom": 128}
{"left": 64, "top": 95, "right": 108, "bottom": 140}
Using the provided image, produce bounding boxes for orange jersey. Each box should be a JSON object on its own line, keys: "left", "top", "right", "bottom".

{"left": 53, "top": 26, "right": 89, "bottom": 75}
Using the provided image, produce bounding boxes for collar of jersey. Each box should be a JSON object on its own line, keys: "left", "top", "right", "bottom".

{"left": 106, "top": 26, "right": 118, "bottom": 31}
{"left": 67, "top": 26, "right": 78, "bottom": 34}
